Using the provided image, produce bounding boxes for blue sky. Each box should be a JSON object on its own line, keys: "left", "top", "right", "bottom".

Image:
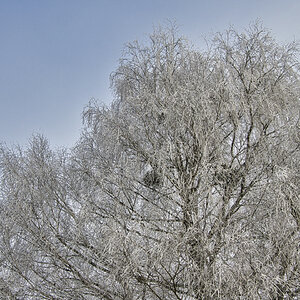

{"left": 1, "top": 0, "right": 300, "bottom": 148}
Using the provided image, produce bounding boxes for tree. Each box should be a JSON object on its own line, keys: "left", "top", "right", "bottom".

{"left": 0, "top": 22, "right": 299, "bottom": 299}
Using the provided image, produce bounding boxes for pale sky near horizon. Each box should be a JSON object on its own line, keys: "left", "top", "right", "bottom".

{"left": 1, "top": 0, "right": 300, "bottom": 148}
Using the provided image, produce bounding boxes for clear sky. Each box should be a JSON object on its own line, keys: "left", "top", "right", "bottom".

{"left": 1, "top": 0, "right": 300, "bottom": 148}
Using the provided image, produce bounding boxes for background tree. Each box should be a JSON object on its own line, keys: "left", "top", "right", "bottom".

{"left": 0, "top": 22, "right": 299, "bottom": 299}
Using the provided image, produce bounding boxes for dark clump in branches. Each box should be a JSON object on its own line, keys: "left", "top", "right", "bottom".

{"left": 143, "top": 169, "right": 161, "bottom": 187}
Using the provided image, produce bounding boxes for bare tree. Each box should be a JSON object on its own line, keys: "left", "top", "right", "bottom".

{"left": 0, "top": 22, "right": 299, "bottom": 299}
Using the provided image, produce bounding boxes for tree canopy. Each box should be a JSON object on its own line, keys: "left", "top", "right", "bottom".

{"left": 0, "top": 22, "right": 299, "bottom": 299}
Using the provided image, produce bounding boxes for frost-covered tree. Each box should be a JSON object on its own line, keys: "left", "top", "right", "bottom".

{"left": 0, "top": 22, "right": 299, "bottom": 299}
